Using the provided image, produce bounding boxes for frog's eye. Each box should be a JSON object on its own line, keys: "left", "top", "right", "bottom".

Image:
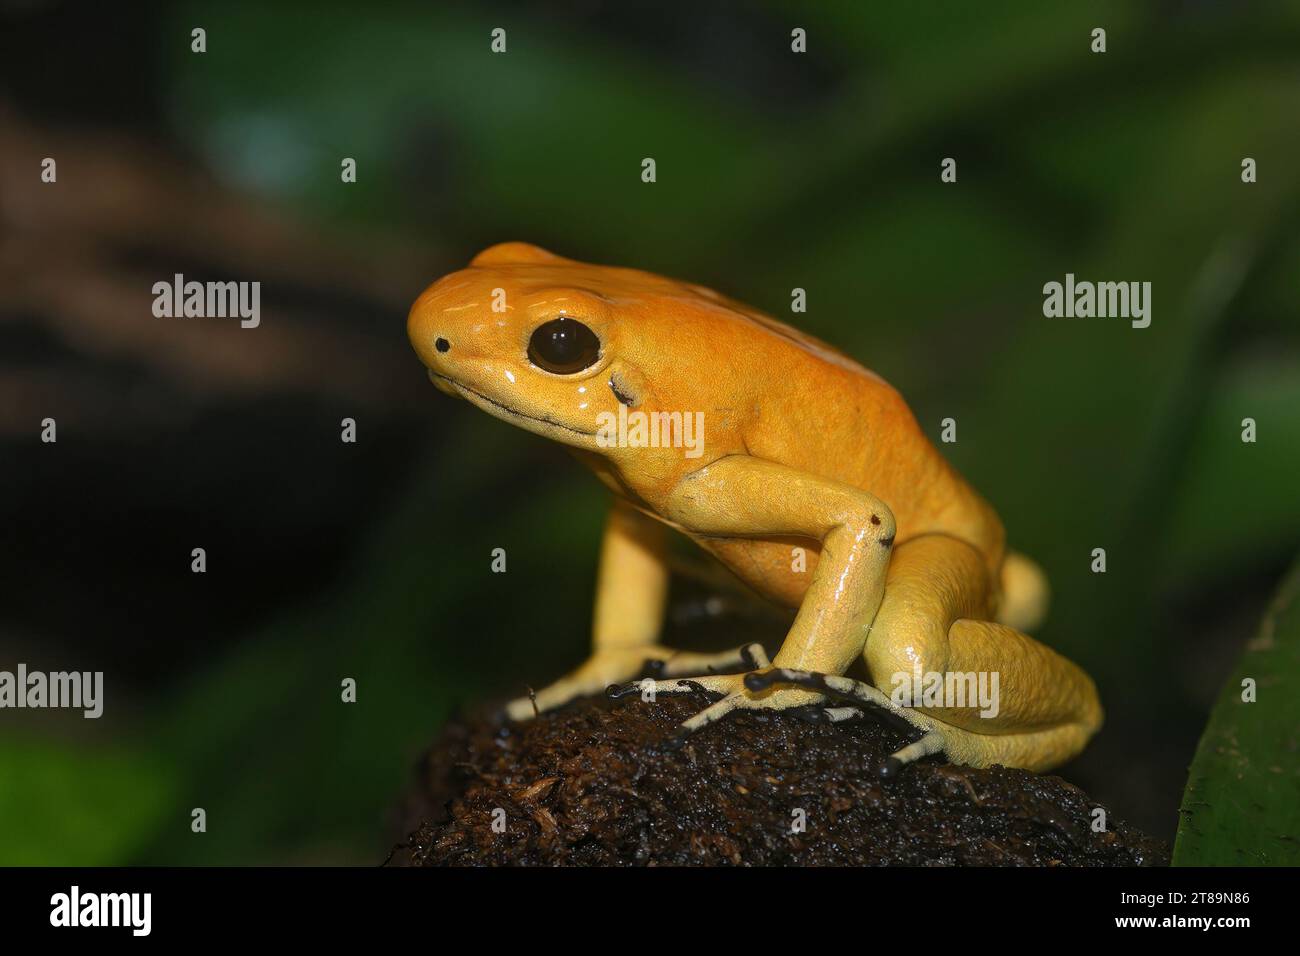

{"left": 527, "top": 317, "right": 601, "bottom": 374}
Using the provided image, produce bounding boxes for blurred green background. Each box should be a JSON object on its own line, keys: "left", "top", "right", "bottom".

{"left": 1, "top": 0, "right": 1297, "bottom": 863}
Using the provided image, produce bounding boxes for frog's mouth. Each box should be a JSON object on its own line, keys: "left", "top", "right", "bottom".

{"left": 427, "top": 369, "right": 598, "bottom": 439}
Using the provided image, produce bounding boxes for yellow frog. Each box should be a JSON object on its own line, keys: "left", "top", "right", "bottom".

{"left": 408, "top": 242, "right": 1102, "bottom": 773}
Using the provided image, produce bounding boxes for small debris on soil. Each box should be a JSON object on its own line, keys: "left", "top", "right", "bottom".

{"left": 391, "top": 689, "right": 1168, "bottom": 866}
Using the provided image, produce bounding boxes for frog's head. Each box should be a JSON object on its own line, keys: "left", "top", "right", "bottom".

{"left": 408, "top": 242, "right": 715, "bottom": 455}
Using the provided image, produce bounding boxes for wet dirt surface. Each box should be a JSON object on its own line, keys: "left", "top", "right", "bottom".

{"left": 392, "top": 689, "right": 1168, "bottom": 866}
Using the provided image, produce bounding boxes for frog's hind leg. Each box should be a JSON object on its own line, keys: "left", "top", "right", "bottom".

{"left": 757, "top": 533, "right": 1102, "bottom": 773}
{"left": 861, "top": 533, "right": 1101, "bottom": 772}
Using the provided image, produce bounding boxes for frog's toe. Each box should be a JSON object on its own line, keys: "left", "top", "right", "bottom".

{"left": 612, "top": 666, "right": 937, "bottom": 767}
{"left": 822, "top": 705, "right": 865, "bottom": 723}
{"left": 879, "top": 730, "right": 948, "bottom": 778}
{"left": 745, "top": 667, "right": 916, "bottom": 732}
{"left": 675, "top": 687, "right": 747, "bottom": 735}
{"left": 742, "top": 666, "right": 952, "bottom": 776}
{"left": 645, "top": 642, "right": 770, "bottom": 679}
{"left": 604, "top": 674, "right": 737, "bottom": 701}
{"left": 503, "top": 691, "right": 541, "bottom": 722}
{"left": 672, "top": 675, "right": 825, "bottom": 739}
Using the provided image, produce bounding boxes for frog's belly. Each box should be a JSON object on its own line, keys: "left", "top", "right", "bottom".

{"left": 690, "top": 534, "right": 818, "bottom": 609}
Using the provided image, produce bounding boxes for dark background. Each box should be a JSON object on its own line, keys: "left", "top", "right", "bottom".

{"left": 1, "top": 0, "right": 1297, "bottom": 863}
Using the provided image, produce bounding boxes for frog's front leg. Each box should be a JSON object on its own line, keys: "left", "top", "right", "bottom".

{"left": 642, "top": 455, "right": 896, "bottom": 737}
{"left": 503, "top": 499, "right": 769, "bottom": 721}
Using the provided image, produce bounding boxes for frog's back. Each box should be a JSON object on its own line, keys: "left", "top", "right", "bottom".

{"left": 526, "top": 255, "right": 1005, "bottom": 572}
{"left": 711, "top": 297, "right": 1006, "bottom": 570}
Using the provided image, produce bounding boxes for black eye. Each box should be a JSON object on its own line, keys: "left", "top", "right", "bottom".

{"left": 527, "top": 317, "right": 601, "bottom": 374}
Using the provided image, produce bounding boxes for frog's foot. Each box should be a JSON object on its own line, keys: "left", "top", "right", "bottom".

{"left": 504, "top": 643, "right": 770, "bottom": 722}
{"left": 605, "top": 673, "right": 738, "bottom": 701}
{"left": 503, "top": 646, "right": 660, "bottom": 721}
{"left": 645, "top": 641, "right": 770, "bottom": 678}
{"left": 821, "top": 706, "right": 866, "bottom": 724}
{"left": 601, "top": 642, "right": 770, "bottom": 704}
{"left": 606, "top": 668, "right": 825, "bottom": 745}
{"left": 744, "top": 668, "right": 949, "bottom": 777}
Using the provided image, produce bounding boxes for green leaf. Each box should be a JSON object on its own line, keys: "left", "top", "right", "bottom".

{"left": 1173, "top": 556, "right": 1300, "bottom": 865}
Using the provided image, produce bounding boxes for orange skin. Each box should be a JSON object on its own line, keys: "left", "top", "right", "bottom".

{"left": 409, "top": 242, "right": 1102, "bottom": 772}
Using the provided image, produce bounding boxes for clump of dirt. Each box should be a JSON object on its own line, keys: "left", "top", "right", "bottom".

{"left": 392, "top": 688, "right": 1167, "bottom": 866}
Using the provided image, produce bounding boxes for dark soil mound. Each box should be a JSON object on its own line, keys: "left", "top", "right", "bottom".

{"left": 392, "top": 687, "right": 1168, "bottom": 866}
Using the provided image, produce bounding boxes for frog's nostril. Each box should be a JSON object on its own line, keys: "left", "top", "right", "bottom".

{"left": 435, "top": 337, "right": 450, "bottom": 353}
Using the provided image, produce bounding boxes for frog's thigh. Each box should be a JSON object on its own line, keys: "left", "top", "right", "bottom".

{"left": 865, "top": 534, "right": 1103, "bottom": 772}
{"left": 862, "top": 533, "right": 993, "bottom": 682}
